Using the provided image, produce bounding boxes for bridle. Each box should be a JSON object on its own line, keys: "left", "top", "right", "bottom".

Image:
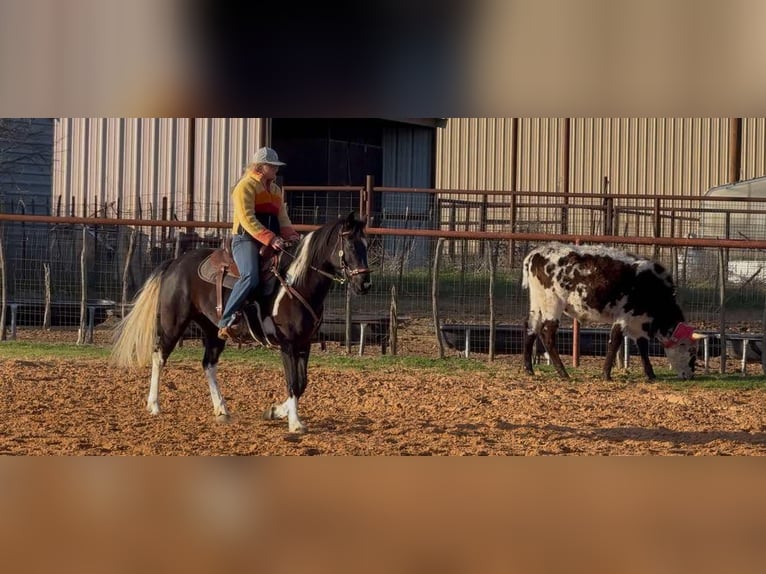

{"left": 334, "top": 230, "right": 372, "bottom": 284}
{"left": 268, "top": 226, "right": 371, "bottom": 326}
{"left": 278, "top": 228, "right": 371, "bottom": 285}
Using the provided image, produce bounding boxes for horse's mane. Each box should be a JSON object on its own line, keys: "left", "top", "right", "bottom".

{"left": 280, "top": 218, "right": 345, "bottom": 288}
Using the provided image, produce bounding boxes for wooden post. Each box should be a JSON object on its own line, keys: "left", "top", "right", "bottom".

{"left": 43, "top": 263, "right": 51, "bottom": 330}
{"left": 432, "top": 238, "right": 445, "bottom": 358}
{"left": 572, "top": 238, "right": 581, "bottom": 367}
{"left": 122, "top": 228, "right": 137, "bottom": 317}
{"left": 364, "top": 175, "right": 374, "bottom": 225}
{"left": 448, "top": 202, "right": 456, "bottom": 260}
{"left": 345, "top": 282, "right": 352, "bottom": 355}
{"left": 724, "top": 211, "right": 731, "bottom": 281}
{"left": 653, "top": 196, "right": 661, "bottom": 260}
{"left": 761, "top": 294, "right": 766, "bottom": 375}
{"left": 396, "top": 206, "right": 410, "bottom": 296}
{"left": 488, "top": 241, "right": 497, "bottom": 362}
{"left": 389, "top": 285, "right": 398, "bottom": 356}
{"left": 508, "top": 192, "right": 517, "bottom": 268}
{"left": 0, "top": 231, "right": 6, "bottom": 341}
{"left": 718, "top": 248, "right": 727, "bottom": 374}
{"left": 77, "top": 226, "right": 88, "bottom": 345}
{"left": 479, "top": 194, "right": 487, "bottom": 260}
{"left": 670, "top": 210, "right": 678, "bottom": 290}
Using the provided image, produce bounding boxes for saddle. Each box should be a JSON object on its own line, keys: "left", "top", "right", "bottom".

{"left": 197, "top": 238, "right": 281, "bottom": 344}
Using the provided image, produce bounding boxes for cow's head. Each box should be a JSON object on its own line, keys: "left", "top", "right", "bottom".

{"left": 663, "top": 323, "right": 706, "bottom": 379}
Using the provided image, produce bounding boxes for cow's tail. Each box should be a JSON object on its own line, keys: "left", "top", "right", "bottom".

{"left": 110, "top": 261, "right": 171, "bottom": 368}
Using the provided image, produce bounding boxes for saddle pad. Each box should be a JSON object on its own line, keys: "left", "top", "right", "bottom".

{"left": 198, "top": 253, "right": 238, "bottom": 290}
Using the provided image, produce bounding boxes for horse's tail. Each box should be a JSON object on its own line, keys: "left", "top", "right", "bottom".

{"left": 110, "top": 261, "right": 171, "bottom": 368}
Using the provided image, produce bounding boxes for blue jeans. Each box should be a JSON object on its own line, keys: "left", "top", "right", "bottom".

{"left": 219, "top": 234, "right": 260, "bottom": 328}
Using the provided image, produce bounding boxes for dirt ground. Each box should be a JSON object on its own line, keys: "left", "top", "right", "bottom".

{"left": 1, "top": 321, "right": 765, "bottom": 455}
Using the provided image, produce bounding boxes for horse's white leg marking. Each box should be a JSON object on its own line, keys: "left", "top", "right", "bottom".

{"left": 269, "top": 400, "right": 289, "bottom": 419}
{"left": 286, "top": 395, "right": 305, "bottom": 433}
{"left": 264, "top": 396, "right": 305, "bottom": 432}
{"left": 205, "top": 364, "right": 229, "bottom": 420}
{"left": 147, "top": 350, "right": 163, "bottom": 415}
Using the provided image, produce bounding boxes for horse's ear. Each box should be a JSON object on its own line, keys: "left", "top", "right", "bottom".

{"left": 344, "top": 211, "right": 366, "bottom": 230}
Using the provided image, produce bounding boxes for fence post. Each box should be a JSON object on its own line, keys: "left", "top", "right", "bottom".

{"left": 122, "top": 228, "right": 137, "bottom": 317}
{"left": 488, "top": 240, "right": 497, "bottom": 362}
{"left": 605, "top": 198, "right": 613, "bottom": 236}
{"left": 77, "top": 226, "right": 88, "bottom": 345}
{"left": 508, "top": 192, "right": 517, "bottom": 268}
{"left": 43, "top": 263, "right": 51, "bottom": 330}
{"left": 365, "top": 175, "right": 374, "bottom": 225}
{"left": 653, "top": 196, "right": 661, "bottom": 260}
{"left": 0, "top": 230, "right": 6, "bottom": 341}
{"left": 432, "top": 238, "right": 445, "bottom": 359}
{"left": 345, "top": 282, "right": 352, "bottom": 355}
{"left": 572, "top": 238, "right": 581, "bottom": 367}
{"left": 389, "top": 285, "right": 398, "bottom": 356}
{"left": 718, "top": 248, "right": 727, "bottom": 374}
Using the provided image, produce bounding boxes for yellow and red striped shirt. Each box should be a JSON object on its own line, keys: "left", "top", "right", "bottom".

{"left": 230, "top": 170, "right": 297, "bottom": 245}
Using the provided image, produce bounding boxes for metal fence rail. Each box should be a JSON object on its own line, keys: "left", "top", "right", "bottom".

{"left": 2, "top": 186, "right": 766, "bottom": 367}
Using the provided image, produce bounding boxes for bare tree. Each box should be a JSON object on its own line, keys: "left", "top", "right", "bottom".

{"left": 0, "top": 118, "right": 52, "bottom": 182}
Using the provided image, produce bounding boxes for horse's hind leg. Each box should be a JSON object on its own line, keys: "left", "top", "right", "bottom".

{"left": 147, "top": 350, "right": 165, "bottom": 415}
{"left": 201, "top": 322, "right": 230, "bottom": 422}
{"left": 147, "top": 310, "right": 192, "bottom": 416}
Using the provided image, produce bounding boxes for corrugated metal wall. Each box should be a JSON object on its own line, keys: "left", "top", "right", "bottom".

{"left": 0, "top": 118, "right": 53, "bottom": 214}
{"left": 52, "top": 118, "right": 266, "bottom": 221}
{"left": 381, "top": 124, "right": 435, "bottom": 267}
{"left": 52, "top": 117, "right": 765, "bottom": 224}
{"left": 436, "top": 118, "right": 764, "bottom": 195}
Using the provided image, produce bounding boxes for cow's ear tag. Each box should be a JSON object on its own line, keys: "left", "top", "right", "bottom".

{"left": 671, "top": 323, "right": 695, "bottom": 341}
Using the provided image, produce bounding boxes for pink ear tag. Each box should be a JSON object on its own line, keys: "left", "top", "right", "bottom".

{"left": 671, "top": 323, "right": 695, "bottom": 342}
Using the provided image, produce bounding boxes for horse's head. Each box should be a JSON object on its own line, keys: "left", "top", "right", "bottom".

{"left": 337, "top": 212, "right": 372, "bottom": 295}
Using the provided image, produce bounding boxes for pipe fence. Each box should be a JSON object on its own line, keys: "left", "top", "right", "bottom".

{"left": 2, "top": 184, "right": 766, "bottom": 368}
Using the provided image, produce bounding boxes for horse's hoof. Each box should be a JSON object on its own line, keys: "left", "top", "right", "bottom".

{"left": 146, "top": 404, "right": 160, "bottom": 416}
{"left": 289, "top": 423, "right": 307, "bottom": 434}
{"left": 216, "top": 413, "right": 231, "bottom": 424}
{"left": 262, "top": 406, "right": 277, "bottom": 420}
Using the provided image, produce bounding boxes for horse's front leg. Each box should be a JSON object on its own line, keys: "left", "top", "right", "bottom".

{"left": 264, "top": 342, "right": 310, "bottom": 433}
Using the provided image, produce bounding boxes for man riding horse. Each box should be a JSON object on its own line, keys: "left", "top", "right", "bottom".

{"left": 218, "top": 146, "right": 301, "bottom": 340}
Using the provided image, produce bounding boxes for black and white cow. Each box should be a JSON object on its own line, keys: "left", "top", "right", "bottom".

{"left": 522, "top": 242, "right": 704, "bottom": 380}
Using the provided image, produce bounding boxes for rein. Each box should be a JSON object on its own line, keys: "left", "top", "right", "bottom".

{"left": 270, "top": 229, "right": 370, "bottom": 324}
{"left": 279, "top": 230, "right": 371, "bottom": 285}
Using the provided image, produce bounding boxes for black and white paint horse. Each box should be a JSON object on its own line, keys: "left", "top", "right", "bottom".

{"left": 522, "top": 242, "right": 704, "bottom": 380}
{"left": 111, "top": 212, "right": 371, "bottom": 433}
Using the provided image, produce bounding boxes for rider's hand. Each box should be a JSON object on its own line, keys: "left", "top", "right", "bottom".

{"left": 284, "top": 233, "right": 301, "bottom": 244}
{"left": 270, "top": 236, "right": 286, "bottom": 251}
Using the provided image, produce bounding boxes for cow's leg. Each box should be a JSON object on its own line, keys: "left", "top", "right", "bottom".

{"left": 523, "top": 319, "right": 539, "bottom": 374}
{"left": 603, "top": 323, "right": 624, "bottom": 380}
{"left": 636, "top": 337, "right": 656, "bottom": 380}
{"left": 540, "top": 319, "right": 569, "bottom": 378}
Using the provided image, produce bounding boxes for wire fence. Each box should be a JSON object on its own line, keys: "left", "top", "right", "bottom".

{"left": 2, "top": 185, "right": 766, "bottom": 362}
